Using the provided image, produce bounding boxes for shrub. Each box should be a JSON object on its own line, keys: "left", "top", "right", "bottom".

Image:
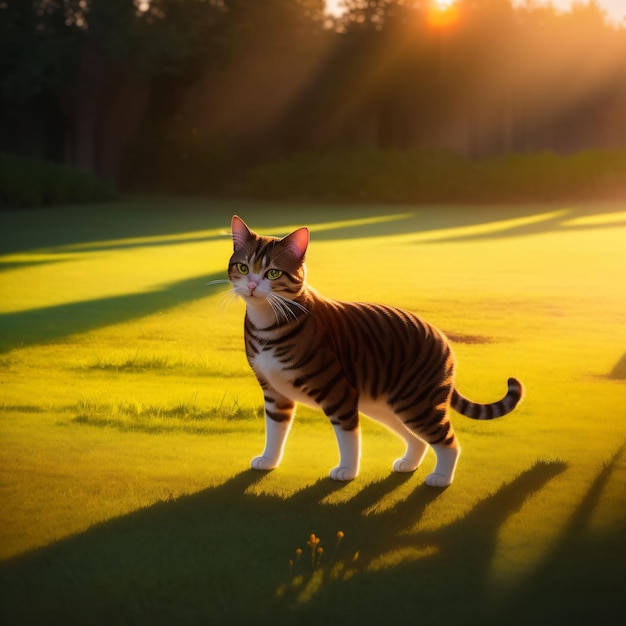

{"left": 0, "top": 154, "right": 119, "bottom": 209}
{"left": 242, "top": 149, "right": 626, "bottom": 203}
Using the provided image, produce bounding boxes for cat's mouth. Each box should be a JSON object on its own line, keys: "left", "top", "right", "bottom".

{"left": 240, "top": 289, "right": 266, "bottom": 301}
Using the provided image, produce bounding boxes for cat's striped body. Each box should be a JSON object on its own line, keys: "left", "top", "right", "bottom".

{"left": 228, "top": 216, "right": 524, "bottom": 486}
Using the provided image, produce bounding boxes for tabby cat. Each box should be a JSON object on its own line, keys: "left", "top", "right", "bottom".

{"left": 227, "top": 216, "right": 524, "bottom": 487}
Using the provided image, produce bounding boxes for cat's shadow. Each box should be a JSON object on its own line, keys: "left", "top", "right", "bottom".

{"left": 5, "top": 454, "right": 623, "bottom": 624}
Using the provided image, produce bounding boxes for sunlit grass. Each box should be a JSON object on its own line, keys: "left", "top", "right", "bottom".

{"left": 0, "top": 198, "right": 624, "bottom": 623}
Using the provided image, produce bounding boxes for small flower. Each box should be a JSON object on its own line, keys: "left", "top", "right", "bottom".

{"left": 316, "top": 547, "right": 323, "bottom": 554}
{"left": 292, "top": 548, "right": 302, "bottom": 567}
{"left": 307, "top": 533, "right": 322, "bottom": 567}
{"left": 331, "top": 530, "right": 345, "bottom": 564}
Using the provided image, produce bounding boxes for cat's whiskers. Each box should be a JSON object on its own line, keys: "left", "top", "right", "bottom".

{"left": 265, "top": 298, "right": 284, "bottom": 325}
{"left": 213, "top": 287, "right": 240, "bottom": 313}
{"left": 267, "top": 293, "right": 308, "bottom": 323}
{"left": 266, "top": 293, "right": 293, "bottom": 324}
{"left": 267, "top": 294, "right": 291, "bottom": 322}
{"left": 218, "top": 289, "right": 240, "bottom": 312}
{"left": 276, "top": 294, "right": 308, "bottom": 316}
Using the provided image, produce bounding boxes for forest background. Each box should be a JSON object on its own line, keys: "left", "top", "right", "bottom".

{"left": 2, "top": 0, "right": 626, "bottom": 201}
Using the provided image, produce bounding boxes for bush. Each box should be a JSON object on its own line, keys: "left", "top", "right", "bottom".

{"left": 0, "top": 154, "right": 119, "bottom": 209}
{"left": 242, "top": 149, "right": 626, "bottom": 203}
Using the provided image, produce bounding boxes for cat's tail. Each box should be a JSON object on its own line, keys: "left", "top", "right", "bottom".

{"left": 451, "top": 377, "right": 524, "bottom": 420}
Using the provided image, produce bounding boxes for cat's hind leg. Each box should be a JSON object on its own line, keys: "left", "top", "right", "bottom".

{"left": 393, "top": 438, "right": 429, "bottom": 473}
{"left": 396, "top": 403, "right": 461, "bottom": 487}
{"left": 426, "top": 441, "right": 461, "bottom": 487}
{"left": 420, "top": 412, "right": 461, "bottom": 487}
{"left": 361, "top": 400, "right": 429, "bottom": 473}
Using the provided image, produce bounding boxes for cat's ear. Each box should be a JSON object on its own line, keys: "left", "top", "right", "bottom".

{"left": 231, "top": 215, "right": 253, "bottom": 250}
{"left": 281, "top": 227, "right": 309, "bottom": 261}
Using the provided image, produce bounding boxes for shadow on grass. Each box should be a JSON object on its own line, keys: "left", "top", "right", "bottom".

{"left": 497, "top": 445, "right": 626, "bottom": 624}
{"left": 0, "top": 206, "right": 526, "bottom": 354}
{"left": 0, "top": 271, "right": 224, "bottom": 354}
{"left": 233, "top": 203, "right": 626, "bottom": 245}
{"left": 0, "top": 199, "right": 236, "bottom": 256}
{"left": 2, "top": 455, "right": 621, "bottom": 626}
{"left": 419, "top": 205, "right": 626, "bottom": 244}
{"left": 0, "top": 201, "right": 453, "bottom": 255}
{"left": 2, "top": 200, "right": 623, "bottom": 256}
{"left": 2, "top": 201, "right": 623, "bottom": 354}
{"left": 609, "top": 353, "right": 626, "bottom": 380}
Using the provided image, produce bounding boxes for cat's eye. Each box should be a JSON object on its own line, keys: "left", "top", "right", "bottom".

{"left": 266, "top": 269, "right": 283, "bottom": 280}
{"left": 236, "top": 263, "right": 249, "bottom": 275}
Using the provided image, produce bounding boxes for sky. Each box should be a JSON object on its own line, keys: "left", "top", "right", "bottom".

{"left": 513, "top": 1, "right": 625, "bottom": 23}
{"left": 325, "top": 0, "right": 626, "bottom": 25}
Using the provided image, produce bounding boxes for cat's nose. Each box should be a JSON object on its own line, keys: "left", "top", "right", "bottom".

{"left": 248, "top": 281, "right": 258, "bottom": 293}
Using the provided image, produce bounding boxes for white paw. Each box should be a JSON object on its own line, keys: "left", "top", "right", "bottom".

{"left": 392, "top": 458, "right": 419, "bottom": 473}
{"left": 425, "top": 472, "right": 453, "bottom": 488}
{"left": 329, "top": 466, "right": 358, "bottom": 481}
{"left": 251, "top": 456, "right": 278, "bottom": 471}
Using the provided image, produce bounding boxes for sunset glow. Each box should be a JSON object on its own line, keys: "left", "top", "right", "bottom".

{"left": 427, "top": 0, "right": 460, "bottom": 30}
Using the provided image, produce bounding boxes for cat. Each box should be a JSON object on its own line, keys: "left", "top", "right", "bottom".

{"left": 226, "top": 215, "right": 524, "bottom": 487}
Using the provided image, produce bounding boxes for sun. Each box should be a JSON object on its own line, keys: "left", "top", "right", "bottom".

{"left": 427, "top": 0, "right": 460, "bottom": 30}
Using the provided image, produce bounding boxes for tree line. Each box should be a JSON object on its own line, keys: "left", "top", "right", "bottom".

{"left": 1, "top": 0, "right": 625, "bottom": 190}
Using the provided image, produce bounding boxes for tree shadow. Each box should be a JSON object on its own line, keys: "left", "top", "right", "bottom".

{"left": 307, "top": 205, "right": 529, "bottom": 242}
{"left": 2, "top": 201, "right": 622, "bottom": 355}
{"left": 3, "top": 201, "right": 621, "bottom": 259}
{"left": 0, "top": 199, "right": 236, "bottom": 256}
{"left": 0, "top": 271, "right": 224, "bottom": 354}
{"left": 0, "top": 259, "right": 72, "bottom": 272}
{"left": 0, "top": 459, "right": 586, "bottom": 626}
{"left": 609, "top": 353, "right": 626, "bottom": 380}
{"left": 0, "top": 235, "right": 225, "bottom": 274}
{"left": 496, "top": 444, "right": 626, "bottom": 624}
{"left": 418, "top": 205, "right": 626, "bottom": 244}
{"left": 248, "top": 203, "right": 626, "bottom": 244}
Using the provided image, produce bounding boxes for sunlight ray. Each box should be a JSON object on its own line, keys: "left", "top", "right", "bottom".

{"left": 58, "top": 228, "right": 227, "bottom": 252}
{"left": 400, "top": 209, "right": 570, "bottom": 244}
{"left": 561, "top": 210, "right": 626, "bottom": 227}
{"left": 366, "top": 546, "right": 439, "bottom": 572}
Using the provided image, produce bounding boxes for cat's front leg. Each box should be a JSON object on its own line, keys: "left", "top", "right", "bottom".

{"left": 251, "top": 396, "right": 295, "bottom": 471}
{"left": 330, "top": 425, "right": 361, "bottom": 481}
{"left": 323, "top": 386, "right": 361, "bottom": 481}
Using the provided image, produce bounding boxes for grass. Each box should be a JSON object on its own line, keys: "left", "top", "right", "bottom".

{"left": 0, "top": 197, "right": 625, "bottom": 625}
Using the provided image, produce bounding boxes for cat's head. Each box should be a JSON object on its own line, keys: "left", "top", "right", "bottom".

{"left": 229, "top": 216, "right": 309, "bottom": 307}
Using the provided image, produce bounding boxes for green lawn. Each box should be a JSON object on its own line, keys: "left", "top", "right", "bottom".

{"left": 0, "top": 197, "right": 625, "bottom": 625}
